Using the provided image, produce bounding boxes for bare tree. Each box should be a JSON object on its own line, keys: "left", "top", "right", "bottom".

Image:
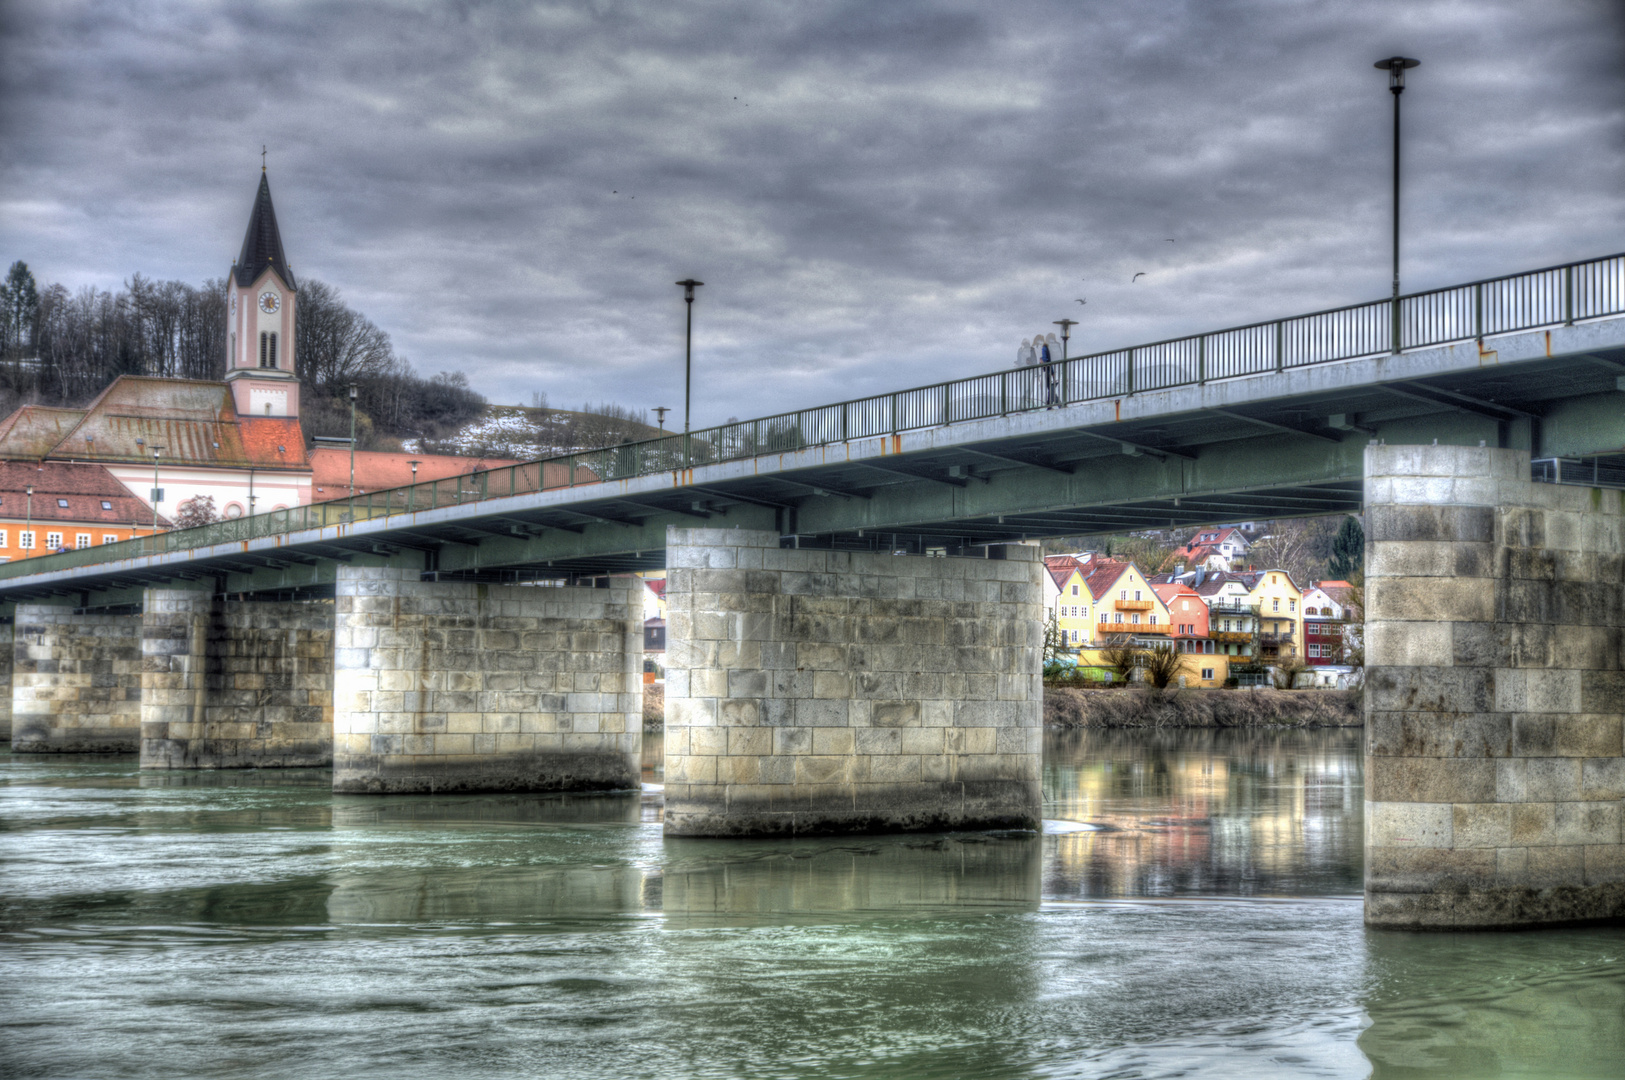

{"left": 295, "top": 280, "right": 396, "bottom": 393}
{"left": 173, "top": 495, "right": 218, "bottom": 529}
{"left": 1099, "top": 634, "right": 1142, "bottom": 684}
{"left": 1247, "top": 519, "right": 1319, "bottom": 582}
{"left": 1141, "top": 642, "right": 1187, "bottom": 689}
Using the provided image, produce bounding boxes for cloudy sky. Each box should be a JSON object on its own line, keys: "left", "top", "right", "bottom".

{"left": 3, "top": 0, "right": 1623, "bottom": 426}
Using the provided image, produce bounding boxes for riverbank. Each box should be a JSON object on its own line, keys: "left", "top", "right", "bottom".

{"left": 1044, "top": 686, "right": 1361, "bottom": 729}
{"left": 640, "top": 682, "right": 1359, "bottom": 731}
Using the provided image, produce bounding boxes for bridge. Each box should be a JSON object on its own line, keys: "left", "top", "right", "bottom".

{"left": 3, "top": 252, "right": 1623, "bottom": 931}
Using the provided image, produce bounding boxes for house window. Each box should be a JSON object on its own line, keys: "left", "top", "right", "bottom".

{"left": 46, "top": 532, "right": 62, "bottom": 549}
{"left": 56, "top": 499, "right": 69, "bottom": 508}
{"left": 76, "top": 534, "right": 91, "bottom": 549}
{"left": 1149, "top": 615, "right": 1157, "bottom": 625}
{"left": 101, "top": 501, "right": 113, "bottom": 510}
{"left": 1134, "top": 590, "right": 1142, "bottom": 601}
{"left": 1289, "top": 599, "right": 1296, "bottom": 613}
{"left": 1114, "top": 613, "right": 1123, "bottom": 623}
{"left": 17, "top": 532, "right": 30, "bottom": 550}
{"left": 1272, "top": 599, "right": 1280, "bottom": 612}
{"left": 1201, "top": 668, "right": 1214, "bottom": 680}
{"left": 1271, "top": 575, "right": 1278, "bottom": 584}
{"left": 1119, "top": 590, "right": 1126, "bottom": 600}
{"left": 0, "top": 531, "right": 7, "bottom": 547}
{"left": 1071, "top": 585, "right": 1079, "bottom": 596}
{"left": 102, "top": 535, "right": 118, "bottom": 544}
{"left": 1099, "top": 613, "right": 1108, "bottom": 623}
{"left": 1131, "top": 614, "right": 1141, "bottom": 625}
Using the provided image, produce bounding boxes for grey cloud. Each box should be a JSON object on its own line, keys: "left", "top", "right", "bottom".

{"left": 3, "top": 0, "right": 1622, "bottom": 425}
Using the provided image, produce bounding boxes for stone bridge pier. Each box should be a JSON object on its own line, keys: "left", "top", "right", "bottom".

{"left": 139, "top": 589, "right": 335, "bottom": 769}
{"left": 11, "top": 604, "right": 143, "bottom": 753}
{"left": 1365, "top": 445, "right": 1625, "bottom": 928}
{"left": 331, "top": 566, "right": 643, "bottom": 793}
{"left": 662, "top": 528, "right": 1044, "bottom": 837}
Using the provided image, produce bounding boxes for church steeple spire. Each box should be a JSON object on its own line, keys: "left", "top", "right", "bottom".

{"left": 234, "top": 172, "right": 295, "bottom": 290}
{"left": 225, "top": 170, "right": 300, "bottom": 419}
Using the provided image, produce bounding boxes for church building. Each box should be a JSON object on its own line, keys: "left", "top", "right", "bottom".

{"left": 0, "top": 170, "right": 313, "bottom": 520}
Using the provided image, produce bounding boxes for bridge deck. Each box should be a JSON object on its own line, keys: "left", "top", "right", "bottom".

{"left": 2, "top": 253, "right": 1623, "bottom": 604}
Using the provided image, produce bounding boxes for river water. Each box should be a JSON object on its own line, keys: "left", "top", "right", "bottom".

{"left": 1, "top": 729, "right": 1621, "bottom": 1079}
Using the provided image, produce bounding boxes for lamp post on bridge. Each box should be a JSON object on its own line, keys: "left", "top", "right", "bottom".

{"left": 675, "top": 279, "right": 703, "bottom": 435}
{"left": 1376, "top": 55, "right": 1419, "bottom": 350}
{"left": 1052, "top": 318, "right": 1077, "bottom": 361}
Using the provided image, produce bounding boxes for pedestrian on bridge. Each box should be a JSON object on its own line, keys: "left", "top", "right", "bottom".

{"left": 1016, "top": 337, "right": 1039, "bottom": 409}
{"left": 1040, "top": 332, "right": 1060, "bottom": 407}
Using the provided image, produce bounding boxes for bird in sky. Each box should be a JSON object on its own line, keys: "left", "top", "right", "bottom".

{"left": 1075, "top": 298, "right": 1087, "bottom": 306}
{"left": 1132, "top": 272, "right": 1147, "bottom": 282}
{"left": 1165, "top": 238, "right": 1175, "bottom": 242}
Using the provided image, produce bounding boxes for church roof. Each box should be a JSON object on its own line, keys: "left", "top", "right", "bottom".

{"left": 234, "top": 172, "right": 296, "bottom": 291}
{"left": 0, "top": 406, "right": 88, "bottom": 459}
{"left": 0, "top": 377, "right": 310, "bottom": 472}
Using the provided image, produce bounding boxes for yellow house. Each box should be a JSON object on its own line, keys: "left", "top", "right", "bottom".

{"left": 1044, "top": 555, "right": 1097, "bottom": 649}
{"left": 1242, "top": 569, "right": 1304, "bottom": 662}
{"left": 1070, "top": 558, "right": 1175, "bottom": 672}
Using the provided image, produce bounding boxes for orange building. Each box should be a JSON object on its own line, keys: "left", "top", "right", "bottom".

{"left": 0, "top": 461, "right": 169, "bottom": 562}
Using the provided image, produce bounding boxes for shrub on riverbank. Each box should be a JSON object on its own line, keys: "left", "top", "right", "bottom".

{"left": 1044, "top": 686, "right": 1360, "bottom": 729}
{"left": 643, "top": 682, "right": 664, "bottom": 731}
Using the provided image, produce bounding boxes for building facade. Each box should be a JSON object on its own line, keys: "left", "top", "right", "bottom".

{"left": 0, "top": 461, "right": 167, "bottom": 561}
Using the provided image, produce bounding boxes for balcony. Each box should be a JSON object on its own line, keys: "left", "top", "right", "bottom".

{"left": 1130, "top": 624, "right": 1170, "bottom": 635}
{"left": 1260, "top": 630, "right": 1295, "bottom": 644}
{"left": 1207, "top": 599, "right": 1259, "bottom": 614}
{"left": 1210, "top": 630, "right": 1253, "bottom": 643}
{"left": 1116, "top": 598, "right": 1154, "bottom": 611}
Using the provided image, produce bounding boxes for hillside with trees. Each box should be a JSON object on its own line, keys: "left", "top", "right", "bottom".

{"left": 0, "top": 260, "right": 664, "bottom": 458}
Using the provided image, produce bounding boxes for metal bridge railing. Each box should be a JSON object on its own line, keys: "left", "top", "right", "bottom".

{"left": 3, "top": 251, "right": 1622, "bottom": 583}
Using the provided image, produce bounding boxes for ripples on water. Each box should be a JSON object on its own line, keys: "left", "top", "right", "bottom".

{"left": 1, "top": 730, "right": 1621, "bottom": 1079}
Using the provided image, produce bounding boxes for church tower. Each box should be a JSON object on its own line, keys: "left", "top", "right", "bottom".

{"left": 225, "top": 170, "right": 300, "bottom": 418}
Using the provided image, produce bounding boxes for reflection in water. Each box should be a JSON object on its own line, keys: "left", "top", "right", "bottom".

{"left": 1, "top": 730, "right": 1621, "bottom": 1079}
{"left": 660, "top": 833, "right": 1042, "bottom": 924}
{"left": 1044, "top": 727, "right": 1363, "bottom": 898}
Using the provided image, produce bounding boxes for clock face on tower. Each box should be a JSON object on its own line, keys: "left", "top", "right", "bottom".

{"left": 259, "top": 291, "right": 280, "bottom": 314}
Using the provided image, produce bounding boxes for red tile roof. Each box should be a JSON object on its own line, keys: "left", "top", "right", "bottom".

{"left": 1079, "top": 558, "right": 1132, "bottom": 601}
{"left": 1043, "top": 554, "right": 1085, "bottom": 590}
{"left": 0, "top": 461, "right": 169, "bottom": 526}
{"left": 645, "top": 578, "right": 667, "bottom": 600}
{"left": 309, "top": 448, "right": 525, "bottom": 499}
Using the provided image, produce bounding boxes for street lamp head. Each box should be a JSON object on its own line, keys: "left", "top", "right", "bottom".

{"left": 1375, "top": 56, "right": 1419, "bottom": 93}
{"left": 675, "top": 278, "right": 703, "bottom": 302}
{"left": 349, "top": 384, "right": 358, "bottom": 400}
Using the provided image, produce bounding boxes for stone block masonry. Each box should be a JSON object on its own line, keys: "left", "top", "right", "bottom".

{"left": 0, "top": 619, "right": 12, "bottom": 741}
{"left": 663, "top": 528, "right": 1044, "bottom": 837}
{"left": 1365, "top": 445, "right": 1625, "bottom": 929}
{"left": 11, "top": 605, "right": 142, "bottom": 753}
{"left": 332, "top": 566, "right": 642, "bottom": 794}
{"left": 140, "top": 590, "right": 335, "bottom": 769}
